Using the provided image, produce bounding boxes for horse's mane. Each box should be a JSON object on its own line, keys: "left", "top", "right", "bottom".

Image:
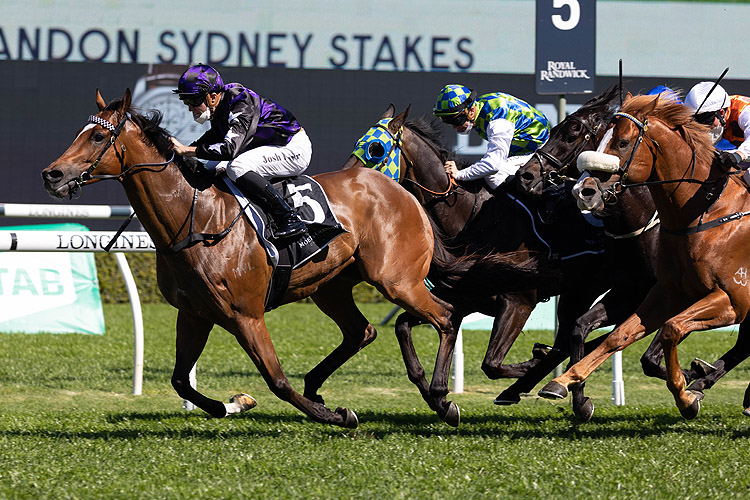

{"left": 405, "top": 116, "right": 460, "bottom": 164}
{"left": 104, "top": 98, "right": 203, "bottom": 173}
{"left": 621, "top": 94, "right": 716, "bottom": 167}
{"left": 548, "top": 85, "right": 620, "bottom": 137}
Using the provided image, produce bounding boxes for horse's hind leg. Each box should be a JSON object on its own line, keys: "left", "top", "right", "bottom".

{"left": 394, "top": 311, "right": 450, "bottom": 413}
{"left": 233, "top": 314, "right": 358, "bottom": 428}
{"left": 304, "top": 279, "right": 378, "bottom": 404}
{"left": 688, "top": 317, "right": 750, "bottom": 397}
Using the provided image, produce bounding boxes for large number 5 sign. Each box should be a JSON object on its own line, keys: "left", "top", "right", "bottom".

{"left": 551, "top": 0, "right": 580, "bottom": 31}
{"left": 535, "top": 0, "right": 595, "bottom": 95}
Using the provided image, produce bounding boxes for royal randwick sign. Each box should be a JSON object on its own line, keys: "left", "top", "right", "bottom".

{"left": 535, "top": 0, "right": 595, "bottom": 95}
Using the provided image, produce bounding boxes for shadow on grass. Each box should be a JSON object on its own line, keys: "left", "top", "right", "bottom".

{"left": 2, "top": 407, "right": 749, "bottom": 441}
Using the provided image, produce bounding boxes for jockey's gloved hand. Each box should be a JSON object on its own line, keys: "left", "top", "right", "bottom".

{"left": 719, "top": 151, "right": 743, "bottom": 170}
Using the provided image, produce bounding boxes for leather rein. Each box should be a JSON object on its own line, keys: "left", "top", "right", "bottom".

{"left": 79, "top": 111, "right": 245, "bottom": 253}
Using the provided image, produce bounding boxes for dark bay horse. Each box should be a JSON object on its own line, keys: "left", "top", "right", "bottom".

{"left": 540, "top": 94, "right": 750, "bottom": 418}
{"left": 345, "top": 104, "right": 610, "bottom": 417}
{"left": 42, "top": 89, "right": 548, "bottom": 428}
{"left": 515, "top": 86, "right": 661, "bottom": 420}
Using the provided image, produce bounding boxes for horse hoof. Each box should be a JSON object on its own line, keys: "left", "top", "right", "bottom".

{"left": 691, "top": 358, "right": 717, "bottom": 378}
{"left": 532, "top": 343, "right": 553, "bottom": 359}
{"left": 335, "top": 407, "right": 359, "bottom": 428}
{"left": 538, "top": 381, "right": 568, "bottom": 400}
{"left": 743, "top": 407, "right": 750, "bottom": 417}
{"left": 573, "top": 397, "right": 595, "bottom": 423}
{"left": 227, "top": 393, "right": 257, "bottom": 414}
{"left": 679, "top": 391, "right": 704, "bottom": 420}
{"left": 494, "top": 391, "right": 521, "bottom": 406}
{"left": 442, "top": 402, "right": 461, "bottom": 427}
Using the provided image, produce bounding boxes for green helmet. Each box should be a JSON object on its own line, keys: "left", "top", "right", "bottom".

{"left": 434, "top": 84, "right": 476, "bottom": 117}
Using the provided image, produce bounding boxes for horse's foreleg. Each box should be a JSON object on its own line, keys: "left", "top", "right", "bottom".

{"left": 305, "top": 281, "right": 376, "bottom": 404}
{"left": 481, "top": 292, "right": 536, "bottom": 379}
{"left": 171, "top": 311, "right": 228, "bottom": 418}
{"left": 394, "top": 312, "right": 438, "bottom": 411}
{"left": 394, "top": 303, "right": 460, "bottom": 427}
{"left": 538, "top": 284, "right": 672, "bottom": 401}
{"left": 234, "top": 316, "right": 358, "bottom": 428}
{"left": 658, "top": 289, "right": 736, "bottom": 419}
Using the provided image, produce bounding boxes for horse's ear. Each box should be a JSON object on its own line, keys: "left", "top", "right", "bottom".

{"left": 391, "top": 104, "right": 411, "bottom": 131}
{"left": 96, "top": 89, "right": 106, "bottom": 111}
{"left": 121, "top": 88, "right": 132, "bottom": 114}
{"left": 642, "top": 94, "right": 660, "bottom": 116}
{"left": 380, "top": 104, "right": 395, "bottom": 120}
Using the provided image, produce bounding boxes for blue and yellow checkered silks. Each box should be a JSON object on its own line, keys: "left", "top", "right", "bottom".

{"left": 473, "top": 93, "right": 551, "bottom": 156}
{"left": 352, "top": 118, "right": 402, "bottom": 180}
{"left": 434, "top": 84, "right": 475, "bottom": 116}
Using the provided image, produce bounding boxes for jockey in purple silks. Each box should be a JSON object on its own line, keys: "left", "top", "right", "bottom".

{"left": 170, "top": 64, "right": 308, "bottom": 240}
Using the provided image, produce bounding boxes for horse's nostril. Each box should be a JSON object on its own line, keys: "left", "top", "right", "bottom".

{"left": 42, "top": 169, "right": 63, "bottom": 182}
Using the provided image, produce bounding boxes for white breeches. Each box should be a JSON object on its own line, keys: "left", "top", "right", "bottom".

{"left": 207, "top": 128, "right": 312, "bottom": 181}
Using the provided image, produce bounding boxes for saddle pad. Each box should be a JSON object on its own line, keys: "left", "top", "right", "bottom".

{"left": 222, "top": 174, "right": 348, "bottom": 270}
{"left": 498, "top": 188, "right": 605, "bottom": 261}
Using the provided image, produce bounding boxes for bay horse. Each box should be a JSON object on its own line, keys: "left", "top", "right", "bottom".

{"left": 42, "top": 89, "right": 548, "bottom": 428}
{"left": 345, "top": 104, "right": 609, "bottom": 418}
{"left": 539, "top": 94, "right": 750, "bottom": 418}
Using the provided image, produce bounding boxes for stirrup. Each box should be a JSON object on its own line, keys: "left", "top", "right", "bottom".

{"left": 272, "top": 216, "right": 306, "bottom": 239}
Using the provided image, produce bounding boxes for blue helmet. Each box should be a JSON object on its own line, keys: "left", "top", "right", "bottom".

{"left": 173, "top": 64, "right": 225, "bottom": 99}
{"left": 646, "top": 85, "right": 683, "bottom": 105}
{"left": 434, "top": 84, "right": 477, "bottom": 116}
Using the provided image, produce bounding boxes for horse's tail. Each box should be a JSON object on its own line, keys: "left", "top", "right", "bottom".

{"left": 426, "top": 218, "right": 559, "bottom": 298}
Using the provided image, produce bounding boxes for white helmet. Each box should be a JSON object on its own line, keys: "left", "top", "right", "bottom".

{"left": 684, "top": 81, "right": 730, "bottom": 113}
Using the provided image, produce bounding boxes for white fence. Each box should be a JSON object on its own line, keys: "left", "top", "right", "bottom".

{"left": 0, "top": 203, "right": 149, "bottom": 396}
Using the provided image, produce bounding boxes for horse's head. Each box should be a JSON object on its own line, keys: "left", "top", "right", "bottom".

{"left": 517, "top": 85, "right": 621, "bottom": 198}
{"left": 42, "top": 89, "right": 136, "bottom": 198}
{"left": 573, "top": 93, "right": 714, "bottom": 214}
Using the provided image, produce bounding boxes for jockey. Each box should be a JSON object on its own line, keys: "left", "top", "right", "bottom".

{"left": 433, "top": 84, "right": 551, "bottom": 190}
{"left": 684, "top": 81, "right": 750, "bottom": 169}
{"left": 170, "top": 64, "right": 308, "bottom": 240}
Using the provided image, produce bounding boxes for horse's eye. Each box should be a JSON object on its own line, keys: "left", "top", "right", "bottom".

{"left": 617, "top": 139, "right": 629, "bottom": 149}
{"left": 92, "top": 132, "right": 106, "bottom": 143}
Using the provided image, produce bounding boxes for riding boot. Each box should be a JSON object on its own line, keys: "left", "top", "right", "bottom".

{"left": 233, "top": 171, "right": 307, "bottom": 239}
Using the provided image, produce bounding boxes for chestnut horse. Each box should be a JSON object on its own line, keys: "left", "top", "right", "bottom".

{"left": 539, "top": 94, "right": 750, "bottom": 418}
{"left": 42, "top": 89, "right": 547, "bottom": 428}
{"left": 346, "top": 105, "right": 608, "bottom": 417}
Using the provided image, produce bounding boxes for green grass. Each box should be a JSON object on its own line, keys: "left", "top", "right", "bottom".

{"left": 1, "top": 303, "right": 750, "bottom": 499}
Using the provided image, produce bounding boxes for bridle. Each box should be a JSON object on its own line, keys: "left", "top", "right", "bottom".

{"left": 535, "top": 114, "right": 602, "bottom": 190}
{"left": 73, "top": 111, "right": 175, "bottom": 195}
{"left": 74, "top": 110, "right": 243, "bottom": 253}
{"left": 398, "top": 131, "right": 458, "bottom": 198}
{"left": 585, "top": 111, "right": 750, "bottom": 235}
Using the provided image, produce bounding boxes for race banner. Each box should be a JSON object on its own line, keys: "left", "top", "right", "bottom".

{"left": 0, "top": 223, "right": 105, "bottom": 335}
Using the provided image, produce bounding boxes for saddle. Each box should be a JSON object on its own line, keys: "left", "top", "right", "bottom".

{"left": 222, "top": 175, "right": 348, "bottom": 311}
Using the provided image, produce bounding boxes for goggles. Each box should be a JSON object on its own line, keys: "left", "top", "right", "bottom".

{"left": 440, "top": 111, "right": 470, "bottom": 127}
{"left": 180, "top": 94, "right": 206, "bottom": 107}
